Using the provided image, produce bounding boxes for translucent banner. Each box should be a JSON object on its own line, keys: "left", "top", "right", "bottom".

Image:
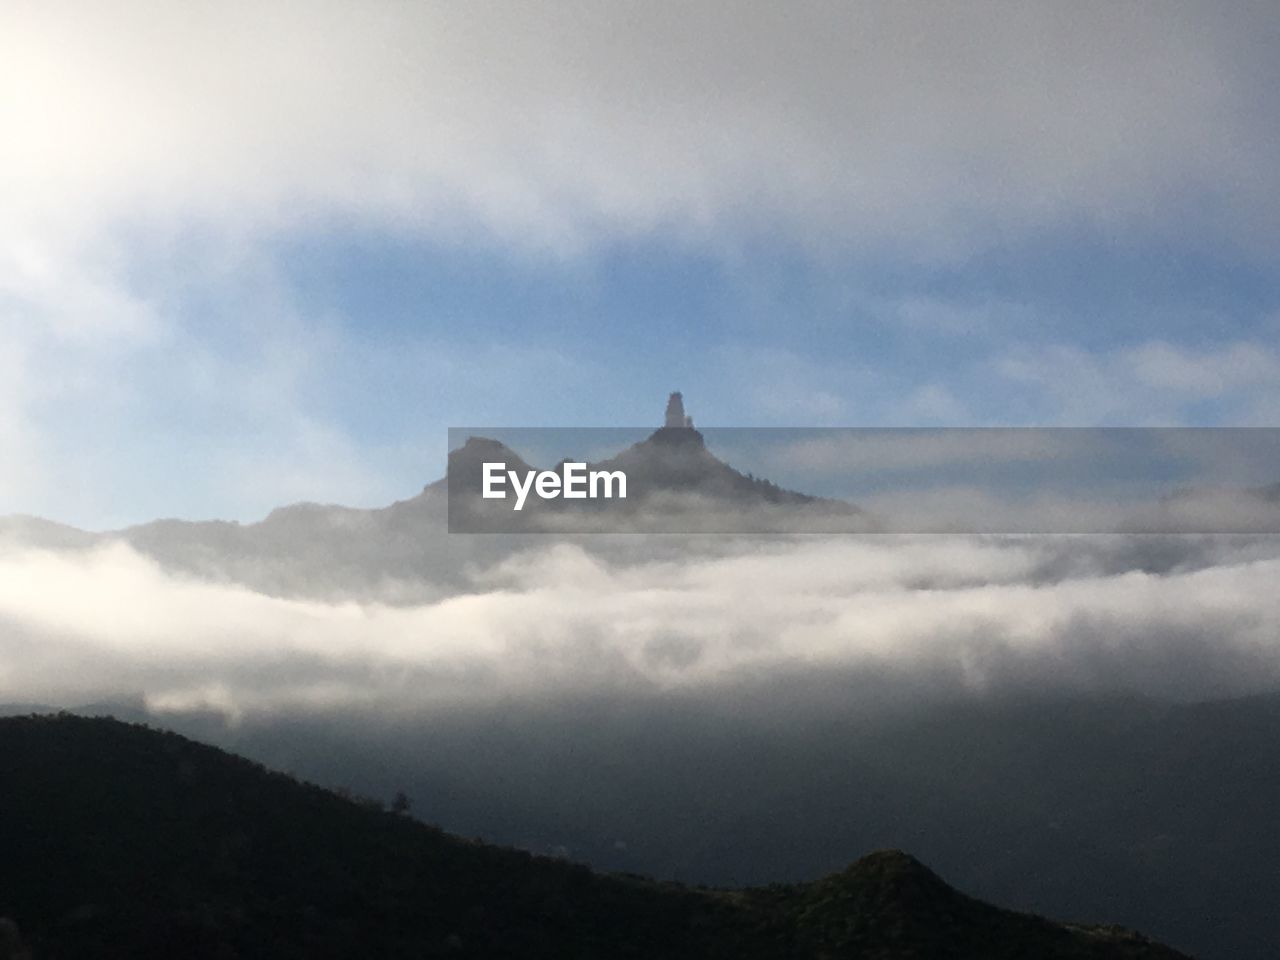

{"left": 447, "top": 426, "right": 1280, "bottom": 534}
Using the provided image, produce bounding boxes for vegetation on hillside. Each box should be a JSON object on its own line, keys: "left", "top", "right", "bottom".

{"left": 0, "top": 715, "right": 1191, "bottom": 959}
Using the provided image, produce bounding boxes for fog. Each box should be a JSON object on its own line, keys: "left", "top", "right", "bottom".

{"left": 3, "top": 531, "right": 1279, "bottom": 716}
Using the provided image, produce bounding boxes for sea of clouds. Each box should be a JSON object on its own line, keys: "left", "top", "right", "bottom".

{"left": 3, "top": 532, "right": 1278, "bottom": 718}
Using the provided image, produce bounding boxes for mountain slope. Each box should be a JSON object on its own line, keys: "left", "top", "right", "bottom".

{"left": 591, "top": 426, "right": 820, "bottom": 507}
{"left": 749, "top": 850, "right": 1186, "bottom": 960}
{"left": 0, "top": 715, "right": 1190, "bottom": 959}
{"left": 0, "top": 424, "right": 861, "bottom": 596}
{"left": 446, "top": 425, "right": 864, "bottom": 532}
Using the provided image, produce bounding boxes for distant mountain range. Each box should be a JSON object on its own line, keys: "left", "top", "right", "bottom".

{"left": 0, "top": 418, "right": 862, "bottom": 598}
{"left": 446, "top": 425, "right": 861, "bottom": 532}
{"left": 7, "top": 401, "right": 1280, "bottom": 559}
{"left": 0, "top": 714, "right": 1191, "bottom": 959}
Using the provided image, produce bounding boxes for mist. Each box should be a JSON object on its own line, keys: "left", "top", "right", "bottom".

{"left": 3, "top": 531, "right": 1279, "bottom": 716}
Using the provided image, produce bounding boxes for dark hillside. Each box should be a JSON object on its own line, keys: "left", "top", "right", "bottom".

{"left": 0, "top": 715, "right": 1191, "bottom": 959}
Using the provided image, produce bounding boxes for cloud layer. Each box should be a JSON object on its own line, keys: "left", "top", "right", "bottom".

{"left": 6, "top": 1, "right": 1280, "bottom": 255}
{"left": 3, "top": 534, "right": 1279, "bottom": 717}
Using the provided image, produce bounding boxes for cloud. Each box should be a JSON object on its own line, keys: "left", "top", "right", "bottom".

{"left": 4, "top": 2, "right": 1279, "bottom": 524}
{"left": 996, "top": 340, "right": 1280, "bottom": 425}
{"left": 3, "top": 1, "right": 1279, "bottom": 258}
{"left": 1128, "top": 341, "right": 1280, "bottom": 399}
{"left": 772, "top": 430, "right": 1077, "bottom": 474}
{"left": 3, "top": 534, "right": 1279, "bottom": 717}
{"left": 0, "top": 262, "right": 376, "bottom": 525}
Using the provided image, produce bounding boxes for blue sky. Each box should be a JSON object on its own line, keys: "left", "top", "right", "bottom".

{"left": 3, "top": 1, "right": 1280, "bottom": 527}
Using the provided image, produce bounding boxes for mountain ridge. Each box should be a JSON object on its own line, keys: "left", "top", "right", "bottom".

{"left": 444, "top": 424, "right": 860, "bottom": 531}
{"left": 0, "top": 420, "right": 861, "bottom": 597}
{"left": 0, "top": 714, "right": 1192, "bottom": 959}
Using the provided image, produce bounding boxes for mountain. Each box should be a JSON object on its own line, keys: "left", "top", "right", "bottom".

{"left": 0, "top": 714, "right": 1190, "bottom": 960}
{"left": 0, "top": 516, "right": 96, "bottom": 551}
{"left": 592, "top": 425, "right": 824, "bottom": 507}
{"left": 445, "top": 423, "right": 862, "bottom": 532}
{"left": 0, "top": 400, "right": 864, "bottom": 597}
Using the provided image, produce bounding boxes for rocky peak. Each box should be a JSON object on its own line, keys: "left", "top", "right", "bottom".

{"left": 664, "top": 391, "right": 694, "bottom": 430}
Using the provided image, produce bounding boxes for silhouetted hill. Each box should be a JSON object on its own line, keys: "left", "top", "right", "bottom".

{"left": 0, "top": 715, "right": 1190, "bottom": 959}
{"left": 749, "top": 850, "right": 1187, "bottom": 960}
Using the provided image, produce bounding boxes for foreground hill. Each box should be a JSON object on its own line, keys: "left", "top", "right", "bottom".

{"left": 0, "top": 715, "right": 1188, "bottom": 959}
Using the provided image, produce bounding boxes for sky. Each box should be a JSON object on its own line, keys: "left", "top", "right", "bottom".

{"left": 4, "top": 1, "right": 1280, "bottom": 528}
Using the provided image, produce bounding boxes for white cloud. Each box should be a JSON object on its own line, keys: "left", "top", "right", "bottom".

{"left": 3, "top": 535, "right": 1279, "bottom": 716}
{"left": 3, "top": 1, "right": 1279, "bottom": 257}
{"left": 773, "top": 429, "right": 1072, "bottom": 474}
{"left": 1128, "top": 341, "right": 1280, "bottom": 399}
{"left": 995, "top": 340, "right": 1280, "bottom": 425}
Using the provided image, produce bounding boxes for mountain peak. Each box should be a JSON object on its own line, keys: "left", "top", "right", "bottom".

{"left": 650, "top": 391, "right": 705, "bottom": 448}
{"left": 458, "top": 435, "right": 513, "bottom": 454}
{"left": 808, "top": 848, "right": 956, "bottom": 913}
{"left": 664, "top": 391, "right": 694, "bottom": 430}
{"left": 448, "top": 435, "right": 531, "bottom": 474}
